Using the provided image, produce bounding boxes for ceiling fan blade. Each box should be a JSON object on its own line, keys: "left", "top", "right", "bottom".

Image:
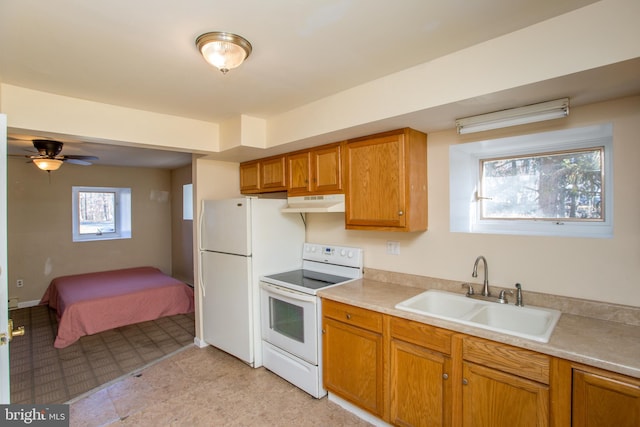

{"left": 7, "top": 154, "right": 32, "bottom": 160}
{"left": 64, "top": 158, "right": 93, "bottom": 166}
{"left": 64, "top": 155, "right": 99, "bottom": 161}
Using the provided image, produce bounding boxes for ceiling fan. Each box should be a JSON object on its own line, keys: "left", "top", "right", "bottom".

{"left": 22, "top": 139, "right": 99, "bottom": 172}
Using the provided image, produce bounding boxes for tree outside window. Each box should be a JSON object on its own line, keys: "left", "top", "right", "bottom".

{"left": 78, "top": 191, "right": 116, "bottom": 234}
{"left": 481, "top": 148, "right": 603, "bottom": 221}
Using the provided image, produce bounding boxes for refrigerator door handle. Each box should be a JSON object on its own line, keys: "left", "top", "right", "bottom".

{"left": 199, "top": 251, "right": 206, "bottom": 297}
{"left": 197, "top": 199, "right": 205, "bottom": 252}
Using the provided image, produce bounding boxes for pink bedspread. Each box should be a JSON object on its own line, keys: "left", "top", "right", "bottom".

{"left": 40, "top": 266, "right": 194, "bottom": 348}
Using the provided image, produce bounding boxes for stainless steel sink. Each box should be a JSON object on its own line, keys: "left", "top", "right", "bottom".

{"left": 395, "top": 290, "right": 561, "bottom": 343}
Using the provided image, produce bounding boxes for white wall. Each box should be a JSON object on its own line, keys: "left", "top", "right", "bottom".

{"left": 7, "top": 159, "right": 174, "bottom": 303}
{"left": 306, "top": 97, "right": 640, "bottom": 307}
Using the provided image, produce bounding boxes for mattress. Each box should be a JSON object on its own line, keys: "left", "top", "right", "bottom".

{"left": 40, "top": 266, "right": 194, "bottom": 348}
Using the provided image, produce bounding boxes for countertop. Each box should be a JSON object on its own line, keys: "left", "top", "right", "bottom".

{"left": 318, "top": 278, "right": 640, "bottom": 379}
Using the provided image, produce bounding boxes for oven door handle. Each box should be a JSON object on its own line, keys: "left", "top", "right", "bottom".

{"left": 261, "top": 282, "right": 318, "bottom": 303}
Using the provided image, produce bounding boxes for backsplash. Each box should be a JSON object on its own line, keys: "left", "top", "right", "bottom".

{"left": 364, "top": 268, "right": 640, "bottom": 327}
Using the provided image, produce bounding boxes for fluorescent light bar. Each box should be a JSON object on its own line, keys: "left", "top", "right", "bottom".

{"left": 456, "top": 98, "right": 569, "bottom": 134}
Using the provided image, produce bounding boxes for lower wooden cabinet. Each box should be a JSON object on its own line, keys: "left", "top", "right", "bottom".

{"left": 460, "top": 336, "right": 551, "bottom": 427}
{"left": 572, "top": 365, "right": 640, "bottom": 427}
{"left": 390, "top": 338, "right": 452, "bottom": 426}
{"left": 322, "top": 299, "right": 638, "bottom": 427}
{"left": 322, "top": 300, "right": 384, "bottom": 417}
{"left": 462, "top": 362, "right": 549, "bottom": 427}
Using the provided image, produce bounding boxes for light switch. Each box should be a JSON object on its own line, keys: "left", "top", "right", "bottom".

{"left": 386, "top": 241, "right": 400, "bottom": 255}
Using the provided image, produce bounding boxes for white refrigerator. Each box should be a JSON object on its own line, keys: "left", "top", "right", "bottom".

{"left": 199, "top": 197, "right": 305, "bottom": 367}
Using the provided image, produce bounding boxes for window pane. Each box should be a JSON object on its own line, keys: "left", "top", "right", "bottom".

{"left": 481, "top": 148, "right": 603, "bottom": 221}
{"left": 269, "top": 297, "right": 304, "bottom": 342}
{"left": 78, "top": 192, "right": 116, "bottom": 234}
{"left": 183, "top": 183, "right": 193, "bottom": 220}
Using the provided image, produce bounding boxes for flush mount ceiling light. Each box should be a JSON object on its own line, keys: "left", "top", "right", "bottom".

{"left": 456, "top": 98, "right": 570, "bottom": 134}
{"left": 196, "top": 32, "right": 252, "bottom": 74}
{"left": 33, "top": 158, "right": 63, "bottom": 171}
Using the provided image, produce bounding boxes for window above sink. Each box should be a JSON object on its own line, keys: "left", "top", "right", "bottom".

{"left": 450, "top": 123, "right": 613, "bottom": 239}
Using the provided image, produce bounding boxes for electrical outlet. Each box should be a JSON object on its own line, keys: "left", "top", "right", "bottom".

{"left": 16, "top": 279, "right": 24, "bottom": 288}
{"left": 386, "top": 241, "right": 400, "bottom": 255}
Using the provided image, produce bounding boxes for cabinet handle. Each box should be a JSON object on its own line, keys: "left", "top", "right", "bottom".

{"left": 346, "top": 314, "right": 352, "bottom": 320}
{"left": 321, "top": 329, "right": 325, "bottom": 334}
{"left": 462, "top": 378, "right": 469, "bottom": 385}
{"left": 398, "top": 210, "right": 404, "bottom": 216}
{"left": 442, "top": 373, "right": 449, "bottom": 380}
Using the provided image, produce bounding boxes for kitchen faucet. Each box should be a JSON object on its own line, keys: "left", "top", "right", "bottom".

{"left": 472, "top": 256, "right": 490, "bottom": 296}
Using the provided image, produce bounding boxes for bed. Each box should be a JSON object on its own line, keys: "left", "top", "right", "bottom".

{"left": 40, "top": 266, "right": 195, "bottom": 348}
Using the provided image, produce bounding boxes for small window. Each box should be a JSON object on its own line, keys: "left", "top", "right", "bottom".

{"left": 450, "top": 124, "right": 613, "bottom": 238}
{"left": 183, "top": 183, "right": 193, "bottom": 220}
{"left": 72, "top": 186, "right": 131, "bottom": 242}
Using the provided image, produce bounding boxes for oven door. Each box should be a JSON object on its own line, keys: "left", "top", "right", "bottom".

{"left": 260, "top": 282, "right": 319, "bottom": 365}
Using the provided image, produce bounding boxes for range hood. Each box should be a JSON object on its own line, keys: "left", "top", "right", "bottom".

{"left": 281, "top": 194, "right": 345, "bottom": 213}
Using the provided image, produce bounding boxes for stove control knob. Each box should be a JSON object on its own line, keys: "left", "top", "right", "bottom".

{"left": 340, "top": 249, "right": 346, "bottom": 257}
{"left": 347, "top": 251, "right": 353, "bottom": 258}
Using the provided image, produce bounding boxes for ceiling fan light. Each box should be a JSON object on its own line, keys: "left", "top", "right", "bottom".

{"left": 196, "top": 32, "right": 252, "bottom": 74}
{"left": 33, "top": 158, "right": 63, "bottom": 171}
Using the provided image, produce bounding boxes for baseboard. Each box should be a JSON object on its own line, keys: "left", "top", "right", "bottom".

{"left": 14, "top": 299, "right": 41, "bottom": 309}
{"left": 194, "top": 336, "right": 208, "bottom": 348}
{"left": 327, "top": 393, "right": 390, "bottom": 427}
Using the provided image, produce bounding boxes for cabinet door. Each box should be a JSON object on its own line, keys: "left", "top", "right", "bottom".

{"left": 323, "top": 317, "right": 384, "bottom": 417}
{"left": 239, "top": 161, "right": 260, "bottom": 193}
{"left": 390, "top": 339, "right": 452, "bottom": 427}
{"left": 573, "top": 368, "right": 640, "bottom": 427}
{"left": 313, "top": 144, "right": 342, "bottom": 193}
{"left": 260, "top": 156, "right": 286, "bottom": 190}
{"left": 287, "top": 151, "right": 311, "bottom": 194}
{"left": 345, "top": 133, "right": 406, "bottom": 228}
{"left": 462, "top": 362, "right": 549, "bottom": 427}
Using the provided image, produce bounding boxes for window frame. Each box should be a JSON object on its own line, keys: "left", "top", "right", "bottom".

{"left": 72, "top": 186, "right": 132, "bottom": 242}
{"left": 449, "top": 123, "right": 613, "bottom": 238}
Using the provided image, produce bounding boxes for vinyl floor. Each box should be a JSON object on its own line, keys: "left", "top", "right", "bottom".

{"left": 69, "top": 345, "right": 373, "bottom": 427}
{"left": 9, "top": 305, "right": 195, "bottom": 404}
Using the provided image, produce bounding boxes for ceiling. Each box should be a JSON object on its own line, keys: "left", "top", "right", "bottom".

{"left": 2, "top": 0, "right": 638, "bottom": 169}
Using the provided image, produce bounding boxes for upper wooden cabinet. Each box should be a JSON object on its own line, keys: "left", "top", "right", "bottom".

{"left": 344, "top": 128, "right": 427, "bottom": 232}
{"left": 287, "top": 143, "right": 343, "bottom": 196}
{"left": 239, "top": 155, "right": 287, "bottom": 194}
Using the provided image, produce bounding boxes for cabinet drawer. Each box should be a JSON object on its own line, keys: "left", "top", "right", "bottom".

{"left": 390, "top": 316, "right": 453, "bottom": 355}
{"left": 463, "top": 336, "right": 550, "bottom": 384}
{"left": 323, "top": 300, "right": 383, "bottom": 333}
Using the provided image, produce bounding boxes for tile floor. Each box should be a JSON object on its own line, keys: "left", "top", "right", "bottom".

{"left": 10, "top": 305, "right": 195, "bottom": 404}
{"left": 69, "top": 345, "right": 372, "bottom": 426}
